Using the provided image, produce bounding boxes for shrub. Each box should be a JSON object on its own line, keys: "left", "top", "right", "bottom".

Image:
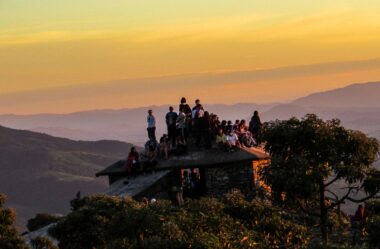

{"left": 27, "top": 214, "right": 62, "bottom": 232}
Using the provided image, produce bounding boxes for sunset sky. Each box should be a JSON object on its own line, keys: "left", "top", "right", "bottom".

{"left": 1, "top": 0, "right": 380, "bottom": 114}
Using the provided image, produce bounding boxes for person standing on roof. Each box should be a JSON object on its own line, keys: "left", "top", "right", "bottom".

{"left": 179, "top": 97, "right": 192, "bottom": 118}
{"left": 179, "top": 97, "right": 192, "bottom": 133}
{"left": 249, "top": 110, "right": 262, "bottom": 146}
{"left": 192, "top": 99, "right": 204, "bottom": 147}
{"left": 147, "top": 109, "right": 156, "bottom": 139}
{"left": 176, "top": 107, "right": 187, "bottom": 144}
{"left": 166, "top": 106, "right": 178, "bottom": 148}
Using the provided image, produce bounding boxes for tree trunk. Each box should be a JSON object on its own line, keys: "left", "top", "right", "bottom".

{"left": 319, "top": 180, "right": 328, "bottom": 246}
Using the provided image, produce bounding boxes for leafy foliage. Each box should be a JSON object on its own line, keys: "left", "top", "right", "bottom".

{"left": 30, "top": 236, "right": 58, "bottom": 249}
{"left": 0, "top": 194, "right": 29, "bottom": 249}
{"left": 27, "top": 214, "right": 63, "bottom": 232}
{"left": 261, "top": 114, "right": 380, "bottom": 244}
{"left": 49, "top": 194, "right": 310, "bottom": 249}
{"left": 365, "top": 200, "right": 380, "bottom": 247}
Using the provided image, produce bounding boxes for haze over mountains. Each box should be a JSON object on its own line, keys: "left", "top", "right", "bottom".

{"left": 0, "top": 126, "right": 133, "bottom": 230}
{"left": 1, "top": 82, "right": 380, "bottom": 145}
{"left": 1, "top": 81, "right": 380, "bottom": 229}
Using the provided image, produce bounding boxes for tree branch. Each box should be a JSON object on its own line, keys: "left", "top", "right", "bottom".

{"left": 329, "top": 187, "right": 357, "bottom": 209}
{"left": 324, "top": 176, "right": 340, "bottom": 188}
{"left": 296, "top": 200, "right": 320, "bottom": 217}
{"left": 346, "top": 193, "right": 380, "bottom": 203}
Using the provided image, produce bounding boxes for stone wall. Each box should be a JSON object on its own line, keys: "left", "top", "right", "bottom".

{"left": 204, "top": 161, "right": 254, "bottom": 198}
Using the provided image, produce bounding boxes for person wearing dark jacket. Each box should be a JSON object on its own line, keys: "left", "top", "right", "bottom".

{"left": 249, "top": 110, "right": 262, "bottom": 145}
{"left": 166, "top": 106, "right": 178, "bottom": 148}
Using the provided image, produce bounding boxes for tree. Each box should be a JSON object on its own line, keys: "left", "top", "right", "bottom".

{"left": 49, "top": 194, "right": 310, "bottom": 249}
{"left": 261, "top": 114, "right": 380, "bottom": 245}
{"left": 0, "top": 194, "right": 29, "bottom": 249}
{"left": 27, "top": 213, "right": 62, "bottom": 232}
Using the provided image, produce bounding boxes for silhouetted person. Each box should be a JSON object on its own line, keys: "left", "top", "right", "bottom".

{"left": 147, "top": 109, "right": 156, "bottom": 139}
{"left": 127, "top": 147, "right": 140, "bottom": 175}
{"left": 176, "top": 107, "right": 187, "bottom": 144}
{"left": 159, "top": 134, "right": 169, "bottom": 159}
{"left": 166, "top": 106, "right": 178, "bottom": 148}
{"left": 192, "top": 99, "right": 204, "bottom": 147}
{"left": 179, "top": 97, "right": 192, "bottom": 134}
{"left": 203, "top": 111, "right": 212, "bottom": 148}
{"left": 249, "top": 110, "right": 262, "bottom": 145}
{"left": 179, "top": 97, "right": 192, "bottom": 118}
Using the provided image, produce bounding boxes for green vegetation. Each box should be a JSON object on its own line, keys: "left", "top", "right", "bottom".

{"left": 30, "top": 236, "right": 58, "bottom": 249}
{"left": 49, "top": 194, "right": 310, "bottom": 249}
{"left": 27, "top": 214, "right": 63, "bottom": 232}
{"left": 261, "top": 114, "right": 380, "bottom": 245}
{"left": 2, "top": 115, "right": 379, "bottom": 248}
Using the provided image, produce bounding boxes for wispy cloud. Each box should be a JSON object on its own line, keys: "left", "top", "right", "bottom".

{"left": 1, "top": 58, "right": 380, "bottom": 114}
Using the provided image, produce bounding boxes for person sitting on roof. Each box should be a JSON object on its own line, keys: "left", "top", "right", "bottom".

{"left": 209, "top": 114, "right": 220, "bottom": 137}
{"left": 215, "top": 127, "right": 228, "bottom": 150}
{"left": 220, "top": 120, "right": 227, "bottom": 134}
{"left": 124, "top": 147, "right": 140, "bottom": 185}
{"left": 159, "top": 134, "right": 170, "bottom": 159}
{"left": 145, "top": 138, "right": 158, "bottom": 162}
{"left": 233, "top": 119, "right": 240, "bottom": 132}
{"left": 226, "top": 129, "right": 241, "bottom": 151}
{"left": 226, "top": 120, "right": 233, "bottom": 133}
{"left": 144, "top": 138, "right": 159, "bottom": 173}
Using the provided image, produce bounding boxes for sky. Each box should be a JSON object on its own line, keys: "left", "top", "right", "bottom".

{"left": 1, "top": 0, "right": 380, "bottom": 114}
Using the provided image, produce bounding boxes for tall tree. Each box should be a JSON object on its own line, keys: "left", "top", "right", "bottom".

{"left": 0, "top": 194, "right": 29, "bottom": 249}
{"left": 261, "top": 114, "right": 380, "bottom": 245}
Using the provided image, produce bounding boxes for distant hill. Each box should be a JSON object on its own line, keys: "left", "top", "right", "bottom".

{"left": 293, "top": 81, "right": 380, "bottom": 108}
{"left": 0, "top": 125, "right": 133, "bottom": 230}
{"left": 261, "top": 82, "right": 380, "bottom": 140}
{"left": 0, "top": 103, "right": 276, "bottom": 146}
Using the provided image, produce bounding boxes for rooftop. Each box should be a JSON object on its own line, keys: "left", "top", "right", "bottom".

{"left": 96, "top": 147, "right": 268, "bottom": 177}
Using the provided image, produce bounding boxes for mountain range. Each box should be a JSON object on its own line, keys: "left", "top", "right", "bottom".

{"left": 1, "top": 82, "right": 380, "bottom": 145}
{"left": 0, "top": 125, "right": 133, "bottom": 230}
{"left": 1, "top": 81, "right": 380, "bottom": 229}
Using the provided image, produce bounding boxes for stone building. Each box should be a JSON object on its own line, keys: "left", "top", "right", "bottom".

{"left": 96, "top": 147, "right": 269, "bottom": 200}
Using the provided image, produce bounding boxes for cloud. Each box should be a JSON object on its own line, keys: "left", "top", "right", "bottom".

{"left": 1, "top": 58, "right": 380, "bottom": 114}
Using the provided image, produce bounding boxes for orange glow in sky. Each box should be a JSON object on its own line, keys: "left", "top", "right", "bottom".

{"left": 1, "top": 1, "right": 380, "bottom": 114}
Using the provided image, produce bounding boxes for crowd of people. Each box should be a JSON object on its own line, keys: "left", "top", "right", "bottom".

{"left": 145, "top": 97, "right": 263, "bottom": 154}
{"left": 123, "top": 97, "right": 263, "bottom": 183}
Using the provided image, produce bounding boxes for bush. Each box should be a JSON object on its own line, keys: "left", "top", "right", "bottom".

{"left": 30, "top": 236, "right": 58, "bottom": 249}
{"left": 49, "top": 193, "right": 310, "bottom": 249}
{"left": 27, "top": 214, "right": 62, "bottom": 232}
{"left": 0, "top": 194, "right": 29, "bottom": 249}
{"left": 365, "top": 200, "right": 380, "bottom": 248}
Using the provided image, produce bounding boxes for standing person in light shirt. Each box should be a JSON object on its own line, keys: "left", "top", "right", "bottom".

{"left": 147, "top": 109, "right": 156, "bottom": 139}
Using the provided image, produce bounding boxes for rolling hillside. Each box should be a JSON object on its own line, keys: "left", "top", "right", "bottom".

{"left": 262, "top": 82, "right": 380, "bottom": 139}
{"left": 0, "top": 125, "right": 133, "bottom": 230}
{"left": 293, "top": 81, "right": 380, "bottom": 108}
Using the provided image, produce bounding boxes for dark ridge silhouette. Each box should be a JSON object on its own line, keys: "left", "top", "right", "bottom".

{"left": 0, "top": 125, "right": 134, "bottom": 230}
{"left": 293, "top": 81, "right": 380, "bottom": 108}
